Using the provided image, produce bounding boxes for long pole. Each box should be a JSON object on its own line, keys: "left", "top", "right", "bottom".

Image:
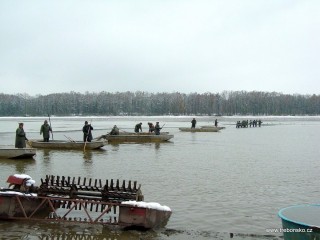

{"left": 64, "top": 135, "right": 76, "bottom": 143}
{"left": 48, "top": 114, "right": 54, "bottom": 140}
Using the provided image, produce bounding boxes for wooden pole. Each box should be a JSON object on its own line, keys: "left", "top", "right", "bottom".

{"left": 48, "top": 114, "right": 54, "bottom": 140}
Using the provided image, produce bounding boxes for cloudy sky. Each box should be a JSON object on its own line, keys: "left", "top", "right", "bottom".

{"left": 0, "top": 0, "right": 319, "bottom": 95}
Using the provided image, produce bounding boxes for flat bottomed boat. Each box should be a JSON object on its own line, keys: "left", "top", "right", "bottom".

{"left": 96, "top": 132, "right": 173, "bottom": 143}
{"left": 0, "top": 147, "right": 36, "bottom": 159}
{"left": 29, "top": 140, "right": 107, "bottom": 150}
{"left": 179, "top": 127, "right": 220, "bottom": 132}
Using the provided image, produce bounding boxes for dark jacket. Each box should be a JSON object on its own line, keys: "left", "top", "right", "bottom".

{"left": 40, "top": 123, "right": 52, "bottom": 139}
{"left": 15, "top": 127, "right": 27, "bottom": 148}
{"left": 110, "top": 126, "right": 119, "bottom": 135}
{"left": 191, "top": 119, "right": 196, "bottom": 128}
{"left": 83, "top": 124, "right": 93, "bottom": 142}
{"left": 134, "top": 123, "right": 142, "bottom": 133}
{"left": 154, "top": 123, "right": 162, "bottom": 135}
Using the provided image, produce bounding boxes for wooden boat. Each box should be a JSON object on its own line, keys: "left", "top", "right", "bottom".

{"left": 0, "top": 174, "right": 172, "bottom": 229}
{"left": 95, "top": 132, "right": 174, "bottom": 143}
{"left": 28, "top": 139, "right": 107, "bottom": 150}
{"left": 200, "top": 125, "right": 225, "bottom": 130}
{"left": 179, "top": 127, "right": 220, "bottom": 132}
{"left": 0, "top": 147, "right": 36, "bottom": 159}
{"left": 279, "top": 204, "right": 320, "bottom": 239}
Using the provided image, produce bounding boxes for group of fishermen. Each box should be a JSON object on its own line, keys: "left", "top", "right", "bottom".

{"left": 236, "top": 119, "right": 262, "bottom": 128}
{"left": 15, "top": 120, "right": 92, "bottom": 148}
{"left": 15, "top": 120, "right": 53, "bottom": 148}
{"left": 16, "top": 119, "right": 165, "bottom": 148}
{"left": 109, "top": 122, "right": 163, "bottom": 135}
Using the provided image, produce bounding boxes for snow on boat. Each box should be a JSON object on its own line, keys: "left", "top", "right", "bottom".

{"left": 0, "top": 174, "right": 172, "bottom": 229}
{"left": 119, "top": 201, "right": 172, "bottom": 229}
{"left": 0, "top": 174, "right": 52, "bottom": 218}
{"left": 28, "top": 139, "right": 107, "bottom": 150}
{"left": 0, "top": 147, "right": 36, "bottom": 159}
{"left": 95, "top": 132, "right": 174, "bottom": 143}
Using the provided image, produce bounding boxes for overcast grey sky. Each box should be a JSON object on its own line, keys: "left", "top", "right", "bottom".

{"left": 0, "top": 0, "right": 319, "bottom": 96}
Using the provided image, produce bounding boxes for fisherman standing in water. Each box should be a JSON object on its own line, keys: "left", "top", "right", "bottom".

{"left": 191, "top": 118, "right": 197, "bottom": 128}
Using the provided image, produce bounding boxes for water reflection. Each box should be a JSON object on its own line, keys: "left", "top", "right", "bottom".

{"left": 0, "top": 221, "right": 166, "bottom": 240}
{"left": 0, "top": 158, "right": 36, "bottom": 173}
{"left": 83, "top": 150, "right": 93, "bottom": 161}
{"left": 40, "top": 149, "right": 53, "bottom": 170}
{"left": 0, "top": 220, "right": 281, "bottom": 240}
{"left": 109, "top": 143, "right": 120, "bottom": 151}
{"left": 106, "top": 141, "right": 173, "bottom": 152}
{"left": 36, "top": 227, "right": 160, "bottom": 240}
{"left": 43, "top": 149, "right": 51, "bottom": 160}
{"left": 155, "top": 142, "right": 160, "bottom": 150}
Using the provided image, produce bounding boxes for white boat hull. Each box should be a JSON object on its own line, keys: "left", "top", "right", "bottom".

{"left": 0, "top": 148, "right": 36, "bottom": 159}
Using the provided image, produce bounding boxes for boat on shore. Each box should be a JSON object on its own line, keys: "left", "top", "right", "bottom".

{"left": 0, "top": 174, "right": 53, "bottom": 218}
{"left": 95, "top": 132, "right": 174, "bottom": 143}
{"left": 0, "top": 174, "right": 172, "bottom": 229}
{"left": 179, "top": 127, "right": 220, "bottom": 132}
{"left": 0, "top": 147, "right": 36, "bottom": 159}
{"left": 28, "top": 139, "right": 107, "bottom": 150}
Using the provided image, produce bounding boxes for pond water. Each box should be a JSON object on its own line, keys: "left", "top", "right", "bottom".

{"left": 0, "top": 116, "right": 319, "bottom": 239}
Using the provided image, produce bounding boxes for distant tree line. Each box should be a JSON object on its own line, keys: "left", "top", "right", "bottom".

{"left": 0, "top": 91, "right": 319, "bottom": 116}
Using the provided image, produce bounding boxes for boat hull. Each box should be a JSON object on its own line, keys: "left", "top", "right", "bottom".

{"left": 0, "top": 193, "right": 51, "bottom": 218}
{"left": 0, "top": 148, "right": 36, "bottom": 159}
{"left": 105, "top": 133, "right": 173, "bottom": 143}
{"left": 119, "top": 205, "right": 172, "bottom": 229}
{"left": 0, "top": 175, "right": 172, "bottom": 229}
{"left": 29, "top": 140, "right": 107, "bottom": 150}
{"left": 179, "top": 127, "right": 220, "bottom": 132}
{"left": 200, "top": 126, "right": 225, "bottom": 130}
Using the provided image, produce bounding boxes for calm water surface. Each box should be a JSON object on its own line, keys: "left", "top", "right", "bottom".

{"left": 0, "top": 116, "right": 319, "bottom": 239}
